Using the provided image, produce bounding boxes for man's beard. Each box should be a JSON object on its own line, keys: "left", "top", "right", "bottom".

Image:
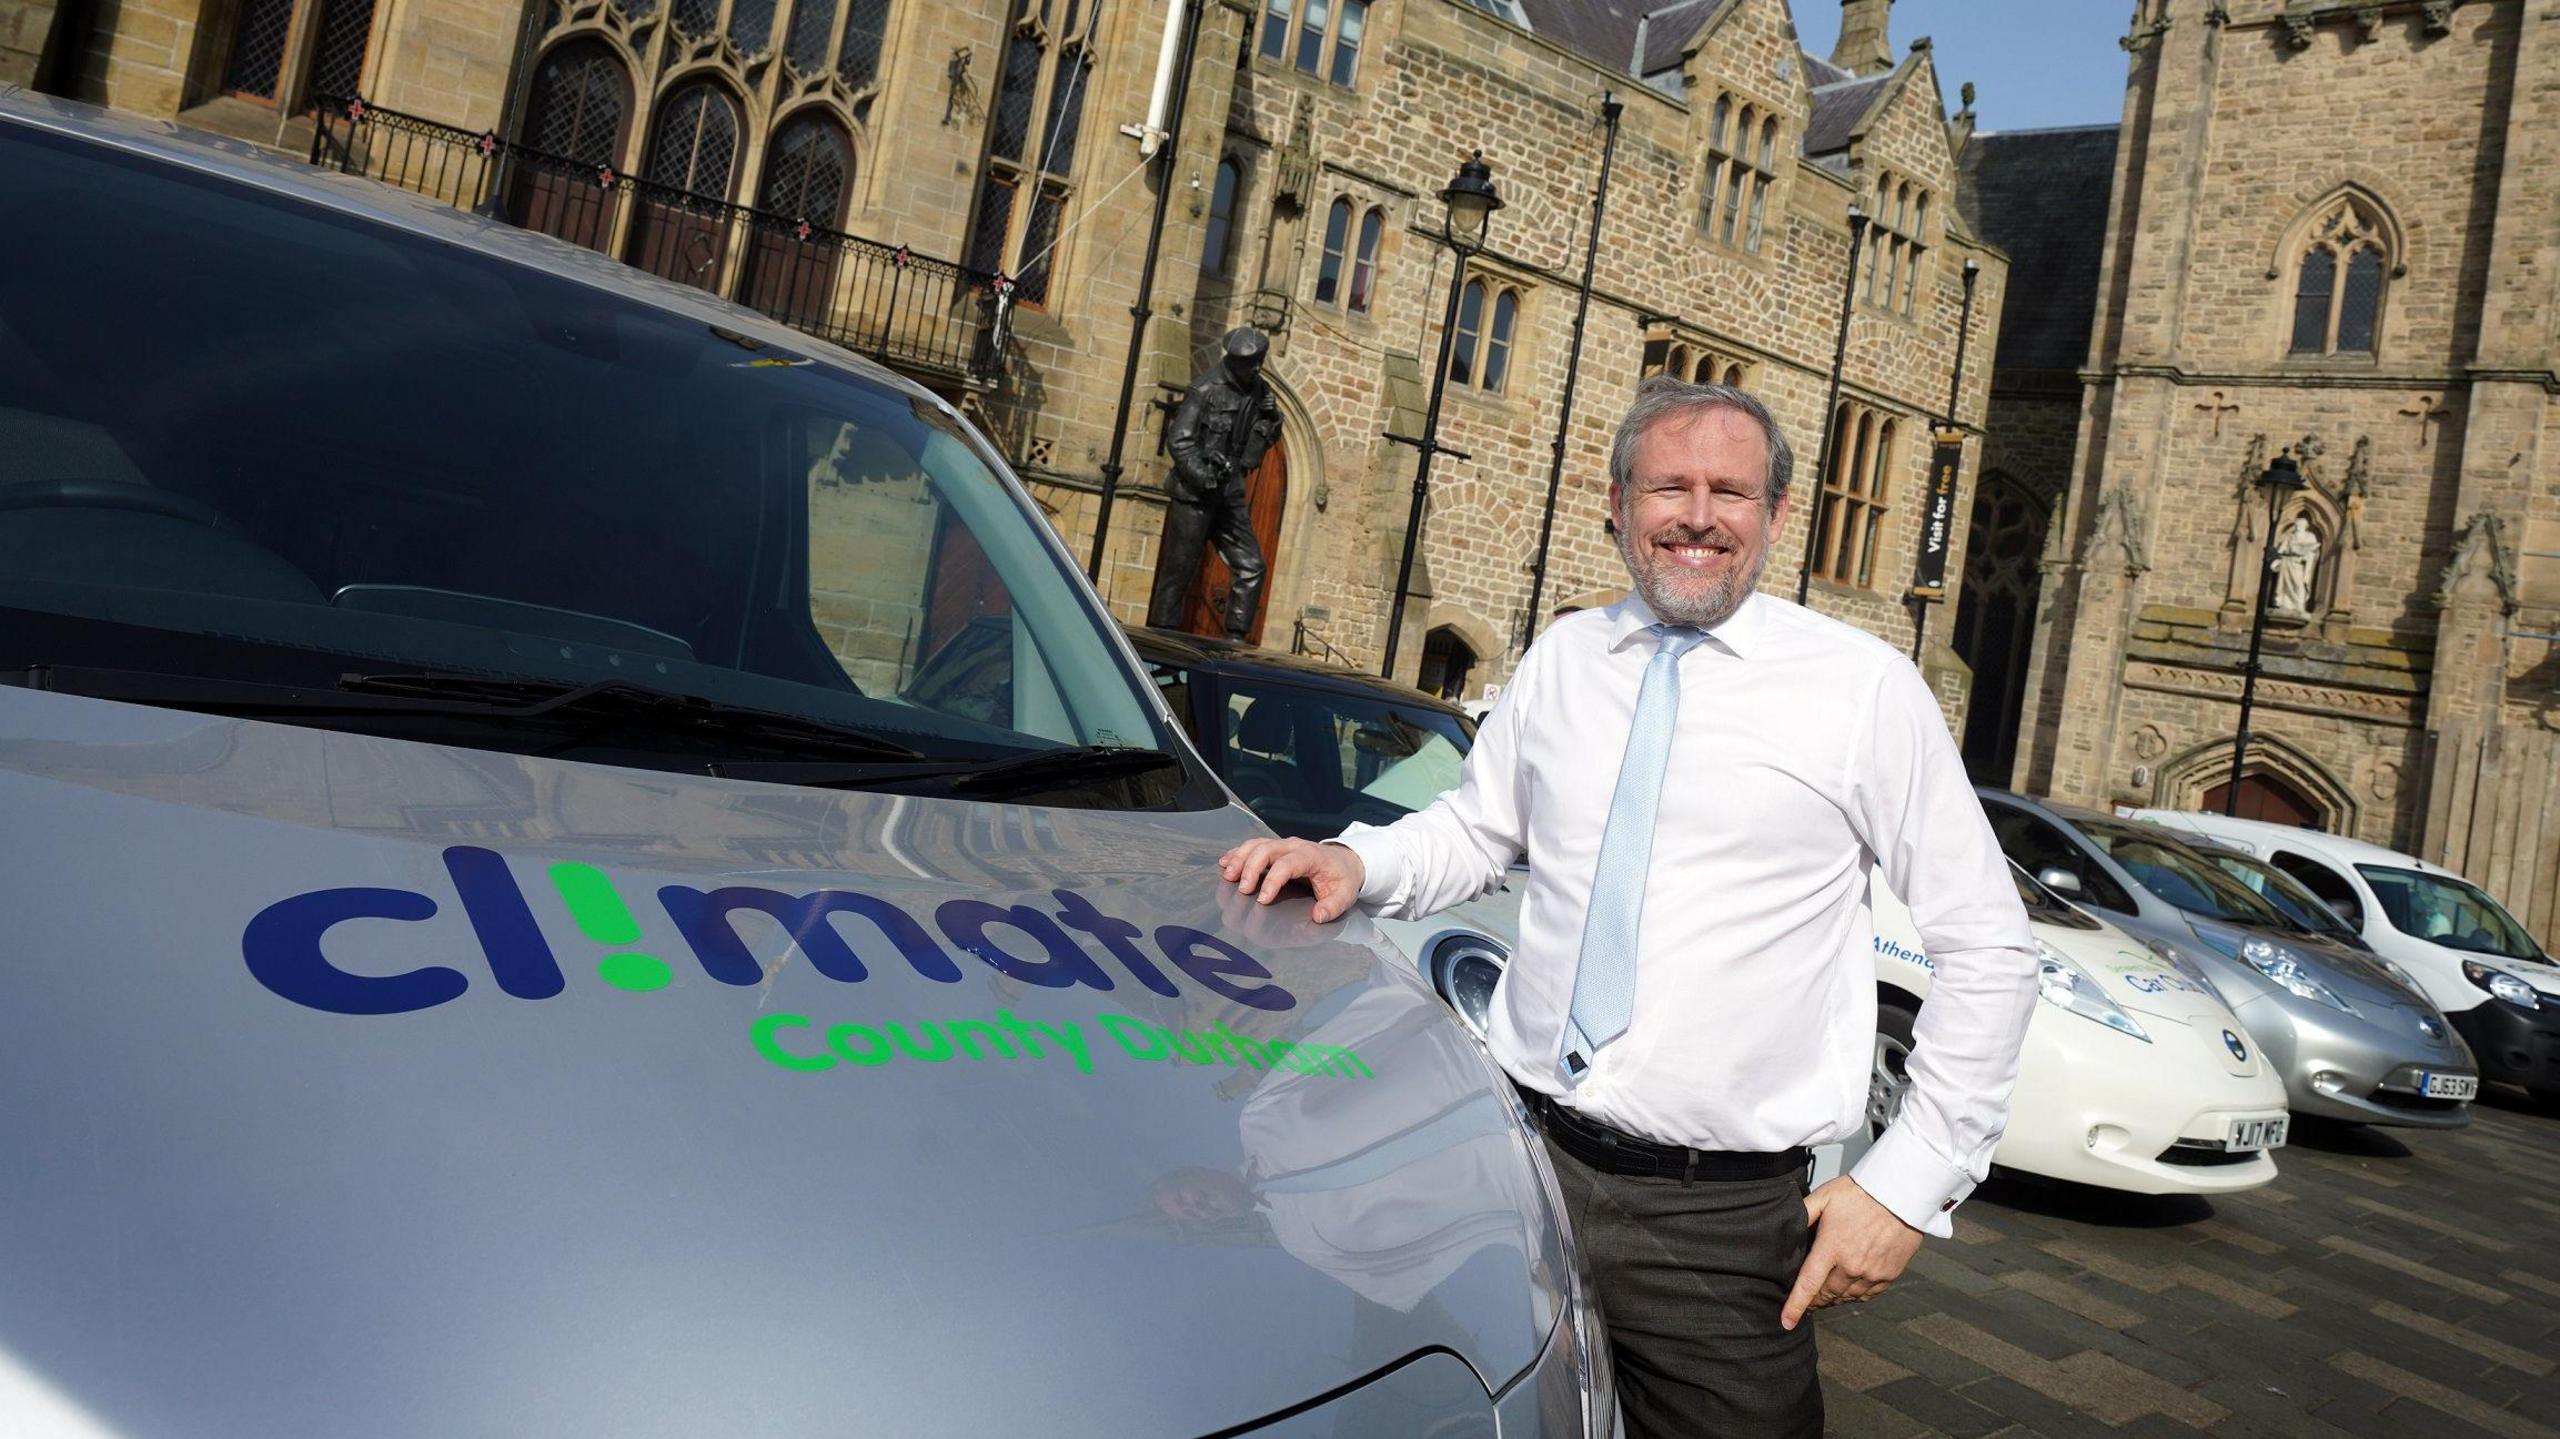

{"left": 1617, "top": 516, "right": 1766, "bottom": 629}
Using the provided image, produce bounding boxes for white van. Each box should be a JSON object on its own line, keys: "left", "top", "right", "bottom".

{"left": 2131, "top": 811, "right": 2560, "bottom": 1107}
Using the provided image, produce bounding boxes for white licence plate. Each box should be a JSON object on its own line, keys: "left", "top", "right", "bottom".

{"left": 2223, "top": 1116, "right": 2289, "bottom": 1152}
{"left": 2419, "top": 1072, "right": 2479, "bottom": 1100}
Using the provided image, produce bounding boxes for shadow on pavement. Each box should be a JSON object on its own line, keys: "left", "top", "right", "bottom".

{"left": 1973, "top": 1172, "right": 2215, "bottom": 1228}
{"left": 2284, "top": 1117, "right": 2415, "bottom": 1158}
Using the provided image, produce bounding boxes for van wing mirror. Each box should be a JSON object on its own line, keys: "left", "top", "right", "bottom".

{"left": 2036, "top": 866, "right": 2085, "bottom": 897}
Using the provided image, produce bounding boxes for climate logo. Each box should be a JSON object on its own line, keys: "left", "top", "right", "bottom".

{"left": 243, "top": 845, "right": 1299, "bottom": 1017}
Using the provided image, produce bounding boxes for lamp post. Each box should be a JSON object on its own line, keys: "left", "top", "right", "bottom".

{"left": 1521, "top": 93, "right": 1624, "bottom": 653}
{"left": 1796, "top": 204, "right": 1870, "bottom": 606}
{"left": 2226, "top": 449, "right": 2306, "bottom": 815}
{"left": 1381, "top": 151, "right": 1503, "bottom": 679}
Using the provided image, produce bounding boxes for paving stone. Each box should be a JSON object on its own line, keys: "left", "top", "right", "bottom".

{"left": 1865, "top": 1375, "right": 2012, "bottom": 1439}
{"left": 1954, "top": 1373, "right": 2127, "bottom": 1438}
{"left": 2318, "top": 1234, "right": 2513, "bottom": 1304}
{"left": 2328, "top": 1350, "right": 2560, "bottom": 1439}
{"left": 2369, "top": 1300, "right": 2555, "bottom": 1378}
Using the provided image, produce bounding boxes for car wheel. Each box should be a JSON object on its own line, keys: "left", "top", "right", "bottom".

{"left": 1868, "top": 1003, "right": 1918, "bottom": 1139}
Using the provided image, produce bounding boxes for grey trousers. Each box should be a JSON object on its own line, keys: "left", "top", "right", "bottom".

{"left": 1540, "top": 1133, "right": 1822, "bottom": 1439}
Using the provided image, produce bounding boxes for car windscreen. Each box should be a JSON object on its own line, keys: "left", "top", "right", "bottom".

{"left": 2357, "top": 865, "right": 2544, "bottom": 961}
{"left": 2076, "top": 821, "right": 2288, "bottom": 926}
{"left": 1214, "top": 676, "right": 1473, "bottom": 842}
{"left": 0, "top": 122, "right": 1178, "bottom": 801}
{"left": 2201, "top": 851, "right": 2363, "bottom": 941}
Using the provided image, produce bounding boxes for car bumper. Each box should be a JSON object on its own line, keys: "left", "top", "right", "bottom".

{"left": 1990, "top": 1015, "right": 2289, "bottom": 1195}
{"left": 2448, "top": 998, "right": 2560, "bottom": 1092}
{"left": 2235, "top": 992, "right": 2475, "bottom": 1128}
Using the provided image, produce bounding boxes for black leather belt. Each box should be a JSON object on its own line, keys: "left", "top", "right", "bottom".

{"left": 1520, "top": 1086, "right": 1809, "bottom": 1183}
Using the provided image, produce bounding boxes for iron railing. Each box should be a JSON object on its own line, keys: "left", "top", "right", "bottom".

{"left": 307, "top": 96, "right": 1013, "bottom": 386}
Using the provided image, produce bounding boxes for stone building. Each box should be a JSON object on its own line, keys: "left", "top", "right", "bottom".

{"left": 7, "top": 0, "right": 2010, "bottom": 715}
{"left": 1957, "top": 0, "right": 2560, "bottom": 943}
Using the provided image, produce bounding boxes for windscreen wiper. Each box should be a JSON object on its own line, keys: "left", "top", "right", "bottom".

{"left": 716, "top": 744, "right": 1181, "bottom": 799}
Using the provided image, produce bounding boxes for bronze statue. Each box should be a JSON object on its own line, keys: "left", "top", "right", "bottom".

{"left": 1149, "top": 327, "right": 1282, "bottom": 639}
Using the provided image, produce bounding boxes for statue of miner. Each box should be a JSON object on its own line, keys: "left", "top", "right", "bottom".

{"left": 1149, "top": 327, "right": 1282, "bottom": 640}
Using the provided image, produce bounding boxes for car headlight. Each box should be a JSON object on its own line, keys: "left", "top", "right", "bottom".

{"left": 2371, "top": 955, "right": 2428, "bottom": 1002}
{"left": 2236, "top": 936, "right": 2354, "bottom": 1013}
{"left": 2037, "top": 943, "right": 2149, "bottom": 1042}
{"left": 2464, "top": 960, "right": 2541, "bottom": 1010}
{"left": 2140, "top": 935, "right": 2228, "bottom": 1007}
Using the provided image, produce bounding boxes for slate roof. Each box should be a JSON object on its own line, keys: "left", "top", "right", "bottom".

{"left": 1954, "top": 126, "right": 2122, "bottom": 373}
{"left": 1511, "top": 0, "right": 1735, "bottom": 78}
{"left": 1803, "top": 72, "right": 1894, "bottom": 155}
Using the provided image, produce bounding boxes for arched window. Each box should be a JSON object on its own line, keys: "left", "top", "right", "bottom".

{"left": 836, "top": 0, "right": 891, "bottom": 90}
{"left": 784, "top": 0, "right": 838, "bottom": 72}
{"left": 1202, "top": 157, "right": 1241, "bottom": 276}
{"left": 2288, "top": 194, "right": 2390, "bottom": 356}
{"left": 1484, "top": 288, "right": 1518, "bottom": 393}
{"left": 727, "top": 0, "right": 776, "bottom": 54}
{"left": 1722, "top": 361, "right": 1745, "bottom": 387}
{"left": 1864, "top": 170, "right": 1930, "bottom": 316}
{"left": 1814, "top": 402, "right": 1898, "bottom": 587}
{"left": 523, "top": 40, "right": 630, "bottom": 166}
{"left": 1315, "top": 196, "right": 1351, "bottom": 305}
{"left": 645, "top": 83, "right": 742, "bottom": 195}
{"left": 1449, "top": 278, "right": 1485, "bottom": 386}
{"left": 1418, "top": 626, "right": 1478, "bottom": 702}
{"left": 1748, "top": 116, "right": 1777, "bottom": 250}
{"left": 1667, "top": 344, "right": 1692, "bottom": 381}
{"left": 758, "top": 110, "right": 853, "bottom": 225}
{"left": 961, "top": 0, "right": 1097, "bottom": 303}
{"left": 1349, "top": 206, "right": 1384, "bottom": 313}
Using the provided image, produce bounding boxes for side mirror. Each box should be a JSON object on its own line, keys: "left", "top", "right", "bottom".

{"left": 2037, "top": 866, "right": 2085, "bottom": 897}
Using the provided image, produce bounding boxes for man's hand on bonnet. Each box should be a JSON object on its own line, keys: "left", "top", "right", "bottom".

{"left": 1217, "top": 838, "right": 1365, "bottom": 923}
{"left": 1780, "top": 1176, "right": 1925, "bottom": 1330}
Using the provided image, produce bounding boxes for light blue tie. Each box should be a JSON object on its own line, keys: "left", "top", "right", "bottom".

{"left": 1560, "top": 624, "right": 1706, "bottom": 1085}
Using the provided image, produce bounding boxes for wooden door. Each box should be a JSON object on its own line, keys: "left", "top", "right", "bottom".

{"left": 2204, "top": 774, "right": 2320, "bottom": 827}
{"left": 1178, "top": 435, "right": 1286, "bottom": 645}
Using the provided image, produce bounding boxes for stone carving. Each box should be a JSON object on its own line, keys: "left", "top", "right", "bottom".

{"left": 2133, "top": 724, "right": 2169, "bottom": 761}
{"left": 2125, "top": 662, "right": 2418, "bottom": 725}
{"left": 2282, "top": 12, "right": 2315, "bottom": 49}
{"left": 1273, "top": 96, "right": 1316, "bottom": 211}
{"left": 2433, "top": 511, "right": 2520, "bottom": 616}
{"left": 2081, "top": 486, "right": 2150, "bottom": 577}
{"left": 2422, "top": 0, "right": 2454, "bottom": 35}
{"left": 2370, "top": 760, "right": 2401, "bottom": 804}
{"left": 2272, "top": 516, "right": 2322, "bottom": 615}
{"left": 1149, "top": 327, "right": 1281, "bottom": 639}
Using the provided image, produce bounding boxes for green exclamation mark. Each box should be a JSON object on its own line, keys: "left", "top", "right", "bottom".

{"left": 550, "top": 862, "right": 672, "bottom": 992}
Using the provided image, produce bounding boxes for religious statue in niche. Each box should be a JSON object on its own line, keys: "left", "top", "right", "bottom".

{"left": 1149, "top": 327, "right": 1281, "bottom": 639}
{"left": 2271, "top": 516, "right": 2322, "bottom": 616}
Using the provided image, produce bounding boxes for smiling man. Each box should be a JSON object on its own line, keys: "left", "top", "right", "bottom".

{"left": 1220, "top": 378, "right": 2038, "bottom": 1438}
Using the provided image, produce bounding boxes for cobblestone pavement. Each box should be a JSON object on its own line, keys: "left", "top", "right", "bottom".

{"left": 1817, "top": 1089, "right": 2560, "bottom": 1437}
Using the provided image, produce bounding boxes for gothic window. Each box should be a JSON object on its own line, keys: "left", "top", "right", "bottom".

{"left": 644, "top": 82, "right": 742, "bottom": 196}
{"left": 1258, "top": 0, "right": 1366, "bottom": 85}
{"left": 759, "top": 111, "right": 853, "bottom": 225}
{"left": 1449, "top": 279, "right": 1522, "bottom": 393}
{"left": 727, "top": 0, "right": 776, "bottom": 53}
{"left": 222, "top": 0, "right": 376, "bottom": 108}
{"left": 1202, "top": 157, "right": 1241, "bottom": 276}
{"left": 523, "top": 41, "right": 630, "bottom": 165}
{"left": 2287, "top": 194, "right": 2390, "bottom": 357}
{"left": 1864, "top": 171, "right": 1929, "bottom": 317}
{"left": 837, "top": 0, "right": 890, "bottom": 89}
{"left": 1702, "top": 93, "right": 1779, "bottom": 254}
{"left": 1349, "top": 206, "right": 1384, "bottom": 313}
{"left": 1813, "top": 404, "right": 1898, "bottom": 587}
{"left": 1640, "top": 332, "right": 1751, "bottom": 388}
{"left": 1314, "top": 196, "right": 1351, "bottom": 304}
{"left": 784, "top": 0, "right": 838, "bottom": 72}
{"left": 962, "top": 0, "right": 1101, "bottom": 303}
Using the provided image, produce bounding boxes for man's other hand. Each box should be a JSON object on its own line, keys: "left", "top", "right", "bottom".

{"left": 1217, "top": 838, "right": 1365, "bottom": 923}
{"left": 1780, "top": 1176, "right": 1924, "bottom": 1330}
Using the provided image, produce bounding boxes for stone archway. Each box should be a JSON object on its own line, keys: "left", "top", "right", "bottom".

{"left": 1952, "top": 469, "right": 2052, "bottom": 784}
{"left": 2155, "top": 732, "right": 2357, "bottom": 832}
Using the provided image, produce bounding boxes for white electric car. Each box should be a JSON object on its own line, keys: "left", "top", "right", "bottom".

{"left": 1871, "top": 867, "right": 2290, "bottom": 1194}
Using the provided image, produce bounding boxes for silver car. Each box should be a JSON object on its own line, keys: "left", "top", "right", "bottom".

{"left": 1976, "top": 791, "right": 2474, "bottom": 1128}
{"left": 0, "top": 93, "right": 1614, "bottom": 1436}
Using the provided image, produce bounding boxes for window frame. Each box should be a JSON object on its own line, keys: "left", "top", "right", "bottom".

{"left": 1447, "top": 276, "right": 1525, "bottom": 394}
{"left": 1862, "top": 170, "right": 1930, "bottom": 318}
{"left": 959, "top": 0, "right": 1100, "bottom": 307}
{"left": 1811, "top": 402, "right": 1899, "bottom": 589}
{"left": 1257, "top": 0, "right": 1367, "bottom": 86}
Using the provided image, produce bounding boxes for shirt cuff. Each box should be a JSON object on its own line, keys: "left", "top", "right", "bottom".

{"left": 1848, "top": 1121, "right": 1973, "bottom": 1239}
{"left": 1324, "top": 824, "right": 1407, "bottom": 910}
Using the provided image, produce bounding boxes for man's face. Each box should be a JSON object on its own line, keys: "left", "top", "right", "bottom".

{"left": 1608, "top": 407, "right": 1788, "bottom": 629}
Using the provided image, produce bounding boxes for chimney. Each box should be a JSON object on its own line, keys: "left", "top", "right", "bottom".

{"left": 1830, "top": 0, "right": 1894, "bottom": 75}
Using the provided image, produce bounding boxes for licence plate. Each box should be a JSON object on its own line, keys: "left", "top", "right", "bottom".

{"left": 2223, "top": 1116, "right": 2288, "bottom": 1152}
{"left": 2419, "top": 1072, "right": 2479, "bottom": 1100}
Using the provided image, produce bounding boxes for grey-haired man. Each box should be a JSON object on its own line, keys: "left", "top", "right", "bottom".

{"left": 1220, "top": 378, "right": 2037, "bottom": 1437}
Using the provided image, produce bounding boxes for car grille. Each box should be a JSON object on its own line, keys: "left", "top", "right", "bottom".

{"left": 2156, "top": 1142, "right": 2258, "bottom": 1167}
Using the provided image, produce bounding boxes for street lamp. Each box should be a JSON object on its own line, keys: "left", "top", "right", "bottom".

{"left": 1382, "top": 151, "right": 1505, "bottom": 678}
{"left": 2226, "top": 448, "right": 2307, "bottom": 815}
{"left": 1796, "top": 203, "right": 1871, "bottom": 605}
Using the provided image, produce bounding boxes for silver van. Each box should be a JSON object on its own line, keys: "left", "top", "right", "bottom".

{"left": 0, "top": 94, "right": 1612, "bottom": 1436}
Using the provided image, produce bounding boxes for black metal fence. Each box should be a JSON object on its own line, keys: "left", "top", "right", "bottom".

{"left": 307, "top": 96, "right": 1012, "bottom": 385}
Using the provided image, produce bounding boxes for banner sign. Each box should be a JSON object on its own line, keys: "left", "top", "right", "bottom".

{"left": 1911, "top": 427, "right": 1966, "bottom": 599}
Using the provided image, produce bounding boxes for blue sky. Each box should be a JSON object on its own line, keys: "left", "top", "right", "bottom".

{"left": 1792, "top": 0, "right": 2130, "bottom": 132}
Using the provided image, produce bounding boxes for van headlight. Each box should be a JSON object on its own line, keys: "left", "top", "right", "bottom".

{"left": 2464, "top": 961, "right": 2542, "bottom": 1010}
{"left": 2037, "top": 943, "right": 2149, "bottom": 1042}
{"left": 2236, "top": 936, "right": 2354, "bottom": 1013}
{"left": 2140, "top": 935, "right": 2228, "bottom": 1007}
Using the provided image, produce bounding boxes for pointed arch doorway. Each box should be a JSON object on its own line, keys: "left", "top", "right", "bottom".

{"left": 1166, "top": 435, "right": 1287, "bottom": 645}
{"left": 1953, "top": 469, "right": 2052, "bottom": 784}
{"left": 2203, "top": 773, "right": 2321, "bottom": 828}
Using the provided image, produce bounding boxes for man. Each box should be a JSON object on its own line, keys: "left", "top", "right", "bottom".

{"left": 1219, "top": 378, "right": 2038, "bottom": 1438}
{"left": 1149, "top": 327, "right": 1282, "bottom": 639}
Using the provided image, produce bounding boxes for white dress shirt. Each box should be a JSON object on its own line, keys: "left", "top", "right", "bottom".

{"left": 1333, "top": 591, "right": 2037, "bottom": 1236}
